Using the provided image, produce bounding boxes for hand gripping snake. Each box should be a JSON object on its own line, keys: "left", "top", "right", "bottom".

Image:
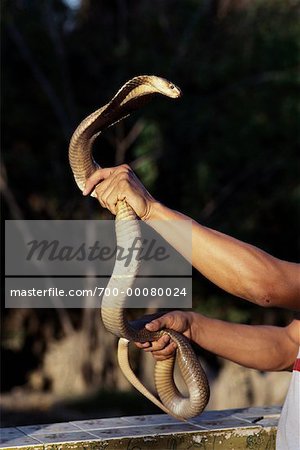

{"left": 69, "top": 75, "right": 210, "bottom": 420}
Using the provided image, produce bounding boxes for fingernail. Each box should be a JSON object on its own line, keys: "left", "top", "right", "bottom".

{"left": 82, "top": 189, "right": 88, "bottom": 195}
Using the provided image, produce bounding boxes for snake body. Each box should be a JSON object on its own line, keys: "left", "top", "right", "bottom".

{"left": 69, "top": 75, "right": 210, "bottom": 419}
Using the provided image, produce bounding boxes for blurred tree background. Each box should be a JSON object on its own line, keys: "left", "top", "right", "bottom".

{"left": 1, "top": 0, "right": 299, "bottom": 425}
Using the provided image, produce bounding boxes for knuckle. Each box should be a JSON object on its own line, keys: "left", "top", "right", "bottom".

{"left": 118, "top": 178, "right": 129, "bottom": 189}
{"left": 97, "top": 191, "right": 106, "bottom": 203}
{"left": 117, "top": 173, "right": 128, "bottom": 182}
{"left": 156, "top": 344, "right": 165, "bottom": 351}
{"left": 151, "top": 343, "right": 159, "bottom": 351}
{"left": 115, "top": 164, "right": 129, "bottom": 175}
{"left": 95, "top": 183, "right": 104, "bottom": 195}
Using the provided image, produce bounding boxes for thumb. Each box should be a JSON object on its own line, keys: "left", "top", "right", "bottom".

{"left": 145, "top": 314, "right": 171, "bottom": 331}
{"left": 82, "top": 168, "right": 113, "bottom": 195}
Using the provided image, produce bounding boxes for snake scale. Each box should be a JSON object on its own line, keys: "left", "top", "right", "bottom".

{"left": 69, "top": 75, "right": 210, "bottom": 420}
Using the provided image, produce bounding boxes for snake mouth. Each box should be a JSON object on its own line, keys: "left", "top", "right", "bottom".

{"left": 168, "top": 83, "right": 182, "bottom": 98}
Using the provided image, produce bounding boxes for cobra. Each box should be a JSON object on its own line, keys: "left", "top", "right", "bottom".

{"left": 69, "top": 75, "right": 210, "bottom": 419}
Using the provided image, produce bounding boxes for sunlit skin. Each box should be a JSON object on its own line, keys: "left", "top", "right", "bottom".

{"left": 83, "top": 164, "right": 300, "bottom": 369}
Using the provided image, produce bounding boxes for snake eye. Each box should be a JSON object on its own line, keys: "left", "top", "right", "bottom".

{"left": 169, "top": 83, "right": 175, "bottom": 89}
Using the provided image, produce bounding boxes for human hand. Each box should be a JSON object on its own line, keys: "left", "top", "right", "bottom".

{"left": 83, "top": 164, "right": 156, "bottom": 220}
{"left": 136, "top": 311, "right": 194, "bottom": 361}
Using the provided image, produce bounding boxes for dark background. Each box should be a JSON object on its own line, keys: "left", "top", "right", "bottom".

{"left": 1, "top": 0, "right": 299, "bottom": 426}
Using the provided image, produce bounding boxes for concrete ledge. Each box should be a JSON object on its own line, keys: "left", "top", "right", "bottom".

{"left": 0, "top": 406, "right": 281, "bottom": 450}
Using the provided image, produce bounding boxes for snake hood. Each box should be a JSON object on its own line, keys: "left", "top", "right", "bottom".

{"left": 69, "top": 75, "right": 181, "bottom": 195}
{"left": 104, "top": 75, "right": 182, "bottom": 120}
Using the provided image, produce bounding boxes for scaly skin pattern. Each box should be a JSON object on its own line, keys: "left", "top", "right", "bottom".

{"left": 68, "top": 75, "right": 210, "bottom": 419}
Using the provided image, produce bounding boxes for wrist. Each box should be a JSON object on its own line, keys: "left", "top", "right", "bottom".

{"left": 189, "top": 311, "right": 203, "bottom": 344}
{"left": 141, "top": 199, "right": 164, "bottom": 222}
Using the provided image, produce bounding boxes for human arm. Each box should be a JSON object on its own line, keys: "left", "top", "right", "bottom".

{"left": 84, "top": 165, "right": 300, "bottom": 309}
{"left": 138, "top": 311, "right": 300, "bottom": 372}
{"left": 147, "top": 203, "right": 300, "bottom": 309}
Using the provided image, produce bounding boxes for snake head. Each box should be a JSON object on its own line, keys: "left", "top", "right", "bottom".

{"left": 145, "top": 75, "right": 182, "bottom": 99}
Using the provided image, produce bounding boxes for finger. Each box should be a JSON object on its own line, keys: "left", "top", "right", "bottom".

{"left": 95, "top": 177, "right": 116, "bottom": 209}
{"left": 94, "top": 176, "right": 113, "bottom": 195}
{"left": 142, "top": 335, "right": 170, "bottom": 352}
{"left": 82, "top": 168, "right": 115, "bottom": 195}
{"left": 106, "top": 186, "right": 129, "bottom": 215}
{"left": 98, "top": 171, "right": 127, "bottom": 210}
{"left": 134, "top": 341, "right": 151, "bottom": 348}
{"left": 145, "top": 319, "right": 163, "bottom": 332}
{"left": 95, "top": 171, "right": 127, "bottom": 213}
{"left": 152, "top": 342, "right": 177, "bottom": 360}
{"left": 145, "top": 314, "right": 173, "bottom": 332}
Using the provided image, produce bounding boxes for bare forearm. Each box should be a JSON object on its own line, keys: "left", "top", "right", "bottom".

{"left": 190, "top": 313, "right": 299, "bottom": 371}
{"left": 147, "top": 202, "right": 300, "bottom": 308}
